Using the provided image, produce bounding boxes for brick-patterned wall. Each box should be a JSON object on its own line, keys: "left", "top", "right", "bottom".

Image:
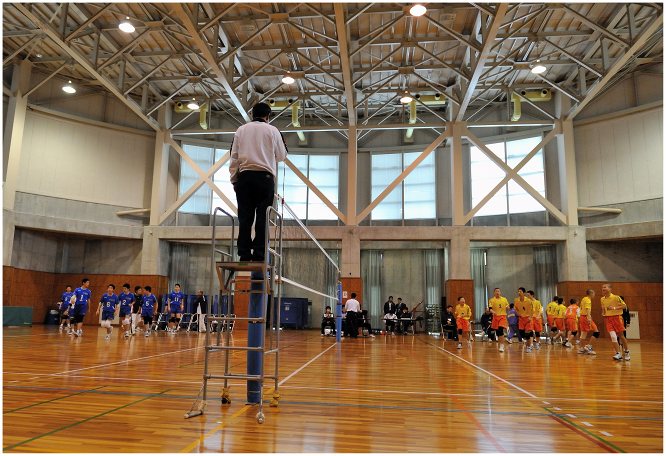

{"left": 446, "top": 279, "right": 475, "bottom": 317}
{"left": 557, "top": 281, "right": 662, "bottom": 341}
{"left": 3, "top": 266, "right": 168, "bottom": 325}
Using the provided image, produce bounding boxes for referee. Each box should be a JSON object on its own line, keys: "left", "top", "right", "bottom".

{"left": 230, "top": 102, "right": 288, "bottom": 262}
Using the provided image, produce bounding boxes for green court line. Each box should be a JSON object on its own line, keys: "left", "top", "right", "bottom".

{"left": 544, "top": 407, "right": 626, "bottom": 453}
{"left": 3, "top": 389, "right": 170, "bottom": 452}
{"left": 4, "top": 386, "right": 106, "bottom": 414}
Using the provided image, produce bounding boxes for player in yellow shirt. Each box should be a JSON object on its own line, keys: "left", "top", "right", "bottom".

{"left": 454, "top": 297, "right": 472, "bottom": 350}
{"left": 514, "top": 287, "right": 534, "bottom": 352}
{"left": 578, "top": 289, "right": 600, "bottom": 355}
{"left": 600, "top": 283, "right": 630, "bottom": 361}
{"left": 546, "top": 296, "right": 559, "bottom": 344}
{"left": 564, "top": 298, "right": 580, "bottom": 348}
{"left": 527, "top": 291, "right": 543, "bottom": 350}
{"left": 489, "top": 288, "right": 509, "bottom": 353}
{"left": 553, "top": 297, "right": 567, "bottom": 344}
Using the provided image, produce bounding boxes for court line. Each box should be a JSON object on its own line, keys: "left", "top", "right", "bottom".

{"left": 3, "top": 389, "right": 170, "bottom": 451}
{"left": 179, "top": 342, "right": 337, "bottom": 453}
{"left": 425, "top": 341, "right": 627, "bottom": 453}
{"left": 3, "top": 386, "right": 106, "bottom": 414}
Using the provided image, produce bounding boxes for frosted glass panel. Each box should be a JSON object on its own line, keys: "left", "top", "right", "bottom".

{"left": 307, "top": 155, "right": 339, "bottom": 220}
{"left": 371, "top": 153, "right": 402, "bottom": 220}
{"left": 470, "top": 142, "right": 507, "bottom": 216}
{"left": 179, "top": 144, "right": 213, "bottom": 214}
{"left": 211, "top": 148, "right": 235, "bottom": 215}
{"left": 404, "top": 151, "right": 436, "bottom": 219}
{"left": 278, "top": 155, "right": 308, "bottom": 220}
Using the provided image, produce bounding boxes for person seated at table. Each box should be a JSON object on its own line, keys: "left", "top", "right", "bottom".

{"left": 384, "top": 309, "right": 397, "bottom": 334}
{"left": 396, "top": 303, "right": 413, "bottom": 334}
{"left": 442, "top": 305, "right": 457, "bottom": 340}
{"left": 480, "top": 307, "right": 496, "bottom": 341}
{"left": 359, "top": 309, "right": 374, "bottom": 337}
{"left": 321, "top": 305, "right": 335, "bottom": 336}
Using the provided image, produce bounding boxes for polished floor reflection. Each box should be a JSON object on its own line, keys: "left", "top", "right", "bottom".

{"left": 3, "top": 326, "right": 662, "bottom": 453}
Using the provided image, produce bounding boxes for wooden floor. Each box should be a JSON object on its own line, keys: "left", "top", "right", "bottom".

{"left": 3, "top": 326, "right": 663, "bottom": 453}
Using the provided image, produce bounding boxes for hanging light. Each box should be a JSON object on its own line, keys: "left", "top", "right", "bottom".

{"left": 187, "top": 98, "right": 200, "bottom": 110}
{"left": 399, "top": 91, "right": 413, "bottom": 104}
{"left": 62, "top": 80, "right": 76, "bottom": 94}
{"left": 530, "top": 59, "right": 547, "bottom": 75}
{"left": 409, "top": 4, "right": 427, "bottom": 17}
{"left": 281, "top": 73, "right": 295, "bottom": 84}
{"left": 119, "top": 17, "right": 135, "bottom": 33}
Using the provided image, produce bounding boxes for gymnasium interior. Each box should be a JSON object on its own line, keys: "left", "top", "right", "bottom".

{"left": 2, "top": 2, "right": 663, "bottom": 453}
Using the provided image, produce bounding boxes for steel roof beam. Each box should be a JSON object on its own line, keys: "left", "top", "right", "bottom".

{"left": 334, "top": 4, "right": 356, "bottom": 126}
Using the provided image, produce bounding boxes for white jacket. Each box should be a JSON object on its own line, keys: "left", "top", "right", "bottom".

{"left": 229, "top": 120, "right": 288, "bottom": 183}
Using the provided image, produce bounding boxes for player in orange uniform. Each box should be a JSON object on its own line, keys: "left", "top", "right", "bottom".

{"left": 489, "top": 288, "right": 509, "bottom": 353}
{"left": 600, "top": 284, "right": 630, "bottom": 361}
{"left": 578, "top": 289, "right": 600, "bottom": 355}
{"left": 564, "top": 298, "right": 580, "bottom": 348}
{"left": 527, "top": 290, "right": 543, "bottom": 350}
{"left": 553, "top": 297, "right": 567, "bottom": 344}
{"left": 454, "top": 297, "right": 472, "bottom": 350}
{"left": 546, "top": 296, "right": 559, "bottom": 344}
{"left": 514, "top": 287, "right": 534, "bottom": 353}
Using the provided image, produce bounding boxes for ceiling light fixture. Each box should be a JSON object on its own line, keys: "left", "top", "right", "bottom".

{"left": 399, "top": 91, "right": 413, "bottom": 104}
{"left": 187, "top": 98, "right": 200, "bottom": 110}
{"left": 62, "top": 80, "right": 76, "bottom": 94}
{"left": 281, "top": 73, "right": 295, "bottom": 84}
{"left": 409, "top": 4, "right": 427, "bottom": 17}
{"left": 530, "top": 59, "right": 547, "bottom": 75}
{"left": 119, "top": 17, "right": 135, "bottom": 33}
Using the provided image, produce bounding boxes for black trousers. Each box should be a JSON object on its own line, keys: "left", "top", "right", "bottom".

{"left": 233, "top": 171, "right": 275, "bottom": 261}
{"left": 321, "top": 317, "right": 335, "bottom": 334}
{"left": 345, "top": 312, "right": 358, "bottom": 337}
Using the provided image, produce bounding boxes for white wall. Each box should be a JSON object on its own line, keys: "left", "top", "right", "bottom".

{"left": 18, "top": 110, "right": 155, "bottom": 208}
{"left": 574, "top": 106, "right": 663, "bottom": 207}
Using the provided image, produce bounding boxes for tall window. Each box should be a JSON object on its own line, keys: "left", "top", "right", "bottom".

{"left": 371, "top": 151, "right": 436, "bottom": 220}
{"left": 470, "top": 135, "right": 545, "bottom": 216}
{"left": 179, "top": 144, "right": 214, "bottom": 214}
{"left": 277, "top": 154, "right": 340, "bottom": 221}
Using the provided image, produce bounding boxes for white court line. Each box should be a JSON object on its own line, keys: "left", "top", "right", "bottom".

{"left": 582, "top": 421, "right": 593, "bottom": 427}
{"left": 281, "top": 385, "right": 522, "bottom": 399}
{"left": 543, "top": 401, "right": 550, "bottom": 405}
{"left": 431, "top": 344, "right": 537, "bottom": 398}
{"left": 554, "top": 407, "right": 562, "bottom": 411}
{"left": 600, "top": 431, "right": 613, "bottom": 437}
{"left": 567, "top": 413, "right": 577, "bottom": 418}
{"left": 278, "top": 343, "right": 336, "bottom": 386}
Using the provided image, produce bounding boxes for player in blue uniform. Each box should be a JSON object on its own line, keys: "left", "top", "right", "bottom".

{"left": 96, "top": 284, "right": 119, "bottom": 340}
{"left": 58, "top": 285, "right": 74, "bottom": 332}
{"left": 138, "top": 285, "right": 158, "bottom": 337}
{"left": 132, "top": 285, "right": 143, "bottom": 334}
{"left": 167, "top": 283, "right": 185, "bottom": 334}
{"left": 70, "top": 278, "right": 92, "bottom": 337}
{"left": 118, "top": 283, "right": 135, "bottom": 338}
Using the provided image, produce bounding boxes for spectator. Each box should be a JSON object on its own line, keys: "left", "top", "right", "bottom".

{"left": 396, "top": 303, "right": 413, "bottom": 334}
{"left": 384, "top": 308, "right": 397, "bottom": 334}
{"left": 321, "top": 305, "right": 335, "bottom": 336}
{"left": 442, "top": 305, "right": 457, "bottom": 340}
{"left": 383, "top": 296, "right": 396, "bottom": 315}
{"left": 480, "top": 307, "right": 495, "bottom": 341}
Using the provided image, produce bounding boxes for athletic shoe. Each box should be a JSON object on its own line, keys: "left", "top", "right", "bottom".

{"left": 564, "top": 342, "right": 572, "bottom": 348}
{"left": 507, "top": 339, "right": 513, "bottom": 344}
{"left": 577, "top": 347, "right": 588, "bottom": 354}
{"left": 612, "top": 352, "right": 622, "bottom": 361}
{"left": 575, "top": 339, "right": 581, "bottom": 344}
{"left": 498, "top": 344, "right": 504, "bottom": 353}
{"left": 587, "top": 349, "right": 596, "bottom": 355}
{"left": 526, "top": 346, "right": 532, "bottom": 353}
{"left": 124, "top": 332, "right": 130, "bottom": 338}
{"left": 457, "top": 343, "right": 462, "bottom": 349}
{"left": 145, "top": 331, "right": 150, "bottom": 337}
{"left": 624, "top": 351, "right": 631, "bottom": 361}
{"left": 104, "top": 334, "right": 111, "bottom": 340}
{"left": 535, "top": 343, "right": 541, "bottom": 350}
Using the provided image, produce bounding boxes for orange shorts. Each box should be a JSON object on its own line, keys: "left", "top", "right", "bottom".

{"left": 579, "top": 316, "right": 598, "bottom": 333}
{"left": 565, "top": 318, "right": 578, "bottom": 331}
{"left": 456, "top": 318, "right": 470, "bottom": 332}
{"left": 518, "top": 316, "right": 533, "bottom": 331}
{"left": 491, "top": 314, "right": 508, "bottom": 329}
{"left": 604, "top": 315, "right": 625, "bottom": 334}
{"left": 547, "top": 315, "right": 554, "bottom": 327}
{"left": 555, "top": 318, "right": 565, "bottom": 331}
{"left": 533, "top": 318, "right": 543, "bottom": 332}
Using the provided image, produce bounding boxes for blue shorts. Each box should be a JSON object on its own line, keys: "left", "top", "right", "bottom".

{"left": 170, "top": 306, "right": 181, "bottom": 314}
{"left": 101, "top": 312, "right": 115, "bottom": 321}
{"left": 119, "top": 307, "right": 132, "bottom": 318}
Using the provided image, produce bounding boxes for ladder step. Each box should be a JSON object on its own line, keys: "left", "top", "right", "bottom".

{"left": 216, "top": 261, "right": 269, "bottom": 272}
{"left": 205, "top": 373, "right": 277, "bottom": 381}
{"left": 267, "top": 248, "right": 281, "bottom": 258}
{"left": 207, "top": 345, "right": 264, "bottom": 351}
{"left": 209, "top": 316, "right": 266, "bottom": 322}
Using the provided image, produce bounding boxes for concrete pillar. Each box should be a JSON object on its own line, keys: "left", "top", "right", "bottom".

{"left": 3, "top": 60, "right": 32, "bottom": 210}
{"left": 340, "top": 227, "right": 360, "bottom": 277}
{"left": 149, "top": 105, "right": 173, "bottom": 226}
{"left": 555, "top": 93, "right": 579, "bottom": 226}
{"left": 557, "top": 226, "right": 588, "bottom": 281}
{"left": 3, "top": 210, "right": 15, "bottom": 266}
{"left": 140, "top": 227, "right": 168, "bottom": 275}
{"left": 346, "top": 126, "right": 358, "bottom": 226}
{"left": 450, "top": 122, "right": 466, "bottom": 226}
{"left": 448, "top": 230, "right": 471, "bottom": 280}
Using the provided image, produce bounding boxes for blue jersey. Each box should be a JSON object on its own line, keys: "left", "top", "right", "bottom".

{"left": 142, "top": 294, "right": 157, "bottom": 316}
{"left": 73, "top": 287, "right": 92, "bottom": 313}
{"left": 118, "top": 292, "right": 135, "bottom": 314}
{"left": 168, "top": 291, "right": 185, "bottom": 312}
{"left": 100, "top": 293, "right": 118, "bottom": 319}
{"left": 60, "top": 292, "right": 73, "bottom": 311}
